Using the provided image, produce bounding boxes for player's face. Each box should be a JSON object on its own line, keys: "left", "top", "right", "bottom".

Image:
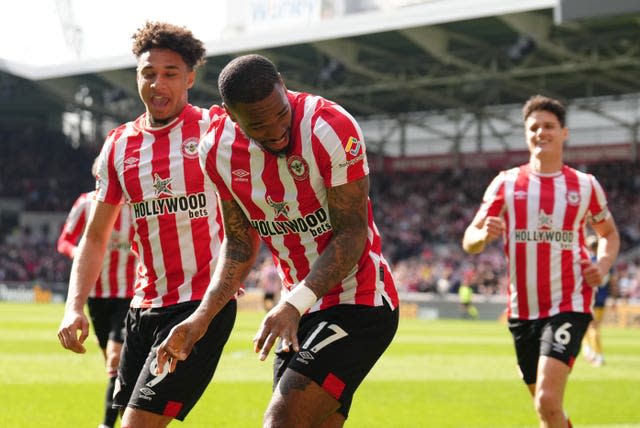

{"left": 225, "top": 83, "right": 292, "bottom": 156}
{"left": 524, "top": 110, "right": 568, "bottom": 160}
{"left": 136, "top": 48, "right": 194, "bottom": 126}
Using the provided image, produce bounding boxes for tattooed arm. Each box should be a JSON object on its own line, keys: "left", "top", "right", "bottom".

{"left": 302, "top": 176, "right": 369, "bottom": 298}
{"left": 193, "top": 198, "right": 261, "bottom": 320}
{"left": 253, "top": 176, "right": 370, "bottom": 360}
{"left": 156, "top": 197, "right": 260, "bottom": 372}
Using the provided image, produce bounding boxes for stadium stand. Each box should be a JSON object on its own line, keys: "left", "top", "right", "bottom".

{"left": 1, "top": 1, "right": 640, "bottom": 320}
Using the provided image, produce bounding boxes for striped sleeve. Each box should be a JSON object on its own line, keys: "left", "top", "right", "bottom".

{"left": 57, "top": 192, "right": 91, "bottom": 258}
{"left": 588, "top": 174, "right": 610, "bottom": 224}
{"left": 95, "top": 127, "right": 125, "bottom": 204}
{"left": 474, "top": 171, "right": 507, "bottom": 222}
{"left": 311, "top": 101, "right": 368, "bottom": 188}
{"left": 199, "top": 116, "right": 235, "bottom": 200}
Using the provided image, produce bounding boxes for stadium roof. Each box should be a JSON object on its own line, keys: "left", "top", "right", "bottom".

{"left": 3, "top": 0, "right": 640, "bottom": 146}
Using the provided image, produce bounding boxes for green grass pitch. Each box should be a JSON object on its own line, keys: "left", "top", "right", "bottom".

{"left": 1, "top": 302, "right": 639, "bottom": 427}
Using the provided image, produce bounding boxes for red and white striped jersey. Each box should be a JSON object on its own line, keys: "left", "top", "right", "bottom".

{"left": 95, "top": 104, "right": 224, "bottom": 308}
{"left": 57, "top": 191, "right": 136, "bottom": 299}
{"left": 200, "top": 91, "right": 399, "bottom": 312}
{"left": 474, "top": 164, "right": 610, "bottom": 319}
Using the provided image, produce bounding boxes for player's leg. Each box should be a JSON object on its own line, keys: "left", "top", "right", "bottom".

{"left": 581, "top": 322, "right": 596, "bottom": 363}
{"left": 88, "top": 298, "right": 119, "bottom": 428}
{"left": 266, "top": 301, "right": 399, "bottom": 428}
{"left": 102, "top": 339, "right": 122, "bottom": 428}
{"left": 264, "top": 369, "right": 344, "bottom": 427}
{"left": 120, "top": 408, "right": 173, "bottom": 428}
{"left": 119, "top": 300, "right": 237, "bottom": 428}
{"left": 535, "top": 312, "right": 591, "bottom": 428}
{"left": 508, "top": 319, "right": 540, "bottom": 398}
{"left": 264, "top": 292, "right": 275, "bottom": 311}
{"left": 100, "top": 298, "right": 130, "bottom": 427}
{"left": 591, "top": 307, "right": 605, "bottom": 365}
{"left": 534, "top": 356, "right": 570, "bottom": 427}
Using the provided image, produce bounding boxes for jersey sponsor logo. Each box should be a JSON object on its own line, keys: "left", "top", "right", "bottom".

{"left": 514, "top": 229, "right": 575, "bottom": 249}
{"left": 287, "top": 155, "right": 309, "bottom": 181}
{"left": 152, "top": 173, "right": 173, "bottom": 197}
{"left": 267, "top": 196, "right": 290, "bottom": 219}
{"left": 338, "top": 153, "right": 365, "bottom": 169}
{"left": 232, "top": 169, "right": 250, "bottom": 182}
{"left": 537, "top": 210, "right": 554, "bottom": 229}
{"left": 345, "top": 136, "right": 362, "bottom": 156}
{"left": 181, "top": 137, "right": 199, "bottom": 159}
{"left": 131, "top": 192, "right": 209, "bottom": 220}
{"left": 249, "top": 207, "right": 332, "bottom": 238}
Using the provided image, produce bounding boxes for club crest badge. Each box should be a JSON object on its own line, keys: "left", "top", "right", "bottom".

{"left": 565, "top": 190, "right": 580, "bottom": 206}
{"left": 181, "top": 137, "right": 199, "bottom": 159}
{"left": 287, "top": 155, "right": 309, "bottom": 181}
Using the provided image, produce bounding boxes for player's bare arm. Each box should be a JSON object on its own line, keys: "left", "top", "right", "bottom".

{"left": 253, "top": 176, "right": 369, "bottom": 361}
{"left": 305, "top": 176, "right": 369, "bottom": 295}
{"left": 57, "top": 201, "right": 121, "bottom": 353}
{"left": 582, "top": 214, "right": 620, "bottom": 287}
{"left": 462, "top": 215, "right": 505, "bottom": 254}
{"left": 156, "top": 198, "right": 259, "bottom": 372}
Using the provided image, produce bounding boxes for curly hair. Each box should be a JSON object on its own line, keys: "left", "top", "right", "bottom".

{"left": 522, "top": 95, "right": 566, "bottom": 127}
{"left": 218, "top": 54, "right": 280, "bottom": 106}
{"left": 131, "top": 21, "right": 206, "bottom": 70}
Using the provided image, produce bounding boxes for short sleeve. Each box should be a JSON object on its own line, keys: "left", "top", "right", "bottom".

{"left": 312, "top": 103, "right": 368, "bottom": 188}
{"left": 95, "top": 130, "right": 124, "bottom": 204}
{"left": 588, "top": 174, "right": 610, "bottom": 224}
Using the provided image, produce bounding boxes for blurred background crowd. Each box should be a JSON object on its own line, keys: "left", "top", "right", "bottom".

{"left": 2, "top": 124, "right": 639, "bottom": 302}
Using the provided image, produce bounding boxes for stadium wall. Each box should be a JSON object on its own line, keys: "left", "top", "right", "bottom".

{"left": 371, "top": 143, "right": 633, "bottom": 173}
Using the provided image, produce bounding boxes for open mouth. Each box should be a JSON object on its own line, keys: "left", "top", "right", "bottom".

{"left": 265, "top": 131, "right": 289, "bottom": 151}
{"left": 151, "top": 95, "right": 169, "bottom": 109}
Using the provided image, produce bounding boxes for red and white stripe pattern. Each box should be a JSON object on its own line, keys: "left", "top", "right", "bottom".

{"left": 475, "top": 164, "right": 610, "bottom": 319}
{"left": 95, "top": 104, "right": 224, "bottom": 308}
{"left": 57, "top": 191, "right": 136, "bottom": 298}
{"left": 200, "top": 91, "right": 398, "bottom": 312}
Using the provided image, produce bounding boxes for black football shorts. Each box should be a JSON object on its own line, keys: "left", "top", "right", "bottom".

{"left": 508, "top": 311, "right": 592, "bottom": 384}
{"left": 87, "top": 297, "right": 131, "bottom": 349}
{"left": 113, "top": 299, "right": 236, "bottom": 421}
{"left": 273, "top": 301, "right": 399, "bottom": 417}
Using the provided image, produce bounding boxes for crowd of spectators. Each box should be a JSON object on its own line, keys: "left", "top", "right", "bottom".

{"left": 368, "top": 164, "right": 640, "bottom": 301}
{"left": 0, "top": 127, "right": 98, "bottom": 211}
{"left": 0, "top": 125, "right": 97, "bottom": 284}
{"left": 1, "top": 126, "right": 640, "bottom": 302}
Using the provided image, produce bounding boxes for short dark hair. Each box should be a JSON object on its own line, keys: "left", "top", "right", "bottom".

{"left": 522, "top": 95, "right": 566, "bottom": 127}
{"left": 132, "top": 21, "right": 206, "bottom": 70}
{"left": 218, "top": 54, "right": 280, "bottom": 106}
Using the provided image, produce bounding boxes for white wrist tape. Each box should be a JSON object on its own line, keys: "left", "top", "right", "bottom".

{"left": 285, "top": 284, "right": 317, "bottom": 316}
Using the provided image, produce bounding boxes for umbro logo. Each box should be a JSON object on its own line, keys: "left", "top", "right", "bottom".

{"left": 123, "top": 156, "right": 139, "bottom": 171}
{"left": 298, "top": 351, "right": 314, "bottom": 360}
{"left": 295, "top": 351, "right": 315, "bottom": 365}
{"left": 514, "top": 190, "right": 527, "bottom": 200}
{"left": 232, "top": 169, "right": 250, "bottom": 182}
{"left": 140, "top": 387, "right": 155, "bottom": 397}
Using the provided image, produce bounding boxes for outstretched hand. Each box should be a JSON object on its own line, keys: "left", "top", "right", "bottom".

{"left": 253, "top": 302, "right": 301, "bottom": 361}
{"left": 155, "top": 317, "right": 207, "bottom": 374}
{"left": 57, "top": 309, "right": 90, "bottom": 354}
